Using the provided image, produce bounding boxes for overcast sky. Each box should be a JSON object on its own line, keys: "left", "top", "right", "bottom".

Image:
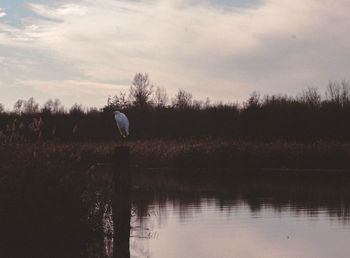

{"left": 0, "top": 0, "right": 349, "bottom": 109}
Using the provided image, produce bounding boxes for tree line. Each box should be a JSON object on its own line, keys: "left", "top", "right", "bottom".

{"left": 1, "top": 73, "right": 350, "bottom": 142}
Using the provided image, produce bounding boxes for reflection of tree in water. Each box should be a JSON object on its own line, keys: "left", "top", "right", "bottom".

{"left": 106, "top": 170, "right": 350, "bottom": 257}
{"left": 132, "top": 171, "right": 350, "bottom": 224}
{"left": 2, "top": 166, "right": 350, "bottom": 258}
{"left": 129, "top": 193, "right": 162, "bottom": 258}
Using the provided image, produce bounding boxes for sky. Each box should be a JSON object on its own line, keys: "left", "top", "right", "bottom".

{"left": 0, "top": 0, "right": 350, "bottom": 109}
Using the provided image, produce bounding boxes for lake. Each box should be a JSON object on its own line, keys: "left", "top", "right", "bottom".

{"left": 115, "top": 170, "right": 350, "bottom": 258}
{"left": 2, "top": 169, "right": 350, "bottom": 257}
{"left": 128, "top": 192, "right": 350, "bottom": 258}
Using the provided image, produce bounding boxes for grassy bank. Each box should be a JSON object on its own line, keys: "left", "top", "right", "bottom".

{"left": 1, "top": 139, "right": 350, "bottom": 172}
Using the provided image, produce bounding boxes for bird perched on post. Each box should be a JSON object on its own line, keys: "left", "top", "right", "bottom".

{"left": 114, "top": 111, "right": 129, "bottom": 138}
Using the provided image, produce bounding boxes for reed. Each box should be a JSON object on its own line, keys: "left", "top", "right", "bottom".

{"left": 1, "top": 139, "right": 350, "bottom": 172}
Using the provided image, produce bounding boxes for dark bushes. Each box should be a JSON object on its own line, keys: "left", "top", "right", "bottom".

{"left": 2, "top": 82, "right": 350, "bottom": 142}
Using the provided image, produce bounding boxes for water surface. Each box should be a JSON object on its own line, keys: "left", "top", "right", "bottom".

{"left": 127, "top": 171, "right": 350, "bottom": 258}
{"left": 2, "top": 168, "right": 350, "bottom": 258}
{"left": 129, "top": 193, "right": 350, "bottom": 258}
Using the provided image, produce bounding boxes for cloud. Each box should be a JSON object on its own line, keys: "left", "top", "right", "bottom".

{"left": 1, "top": 0, "right": 350, "bottom": 108}
{"left": 0, "top": 8, "right": 6, "bottom": 18}
{"left": 28, "top": 3, "right": 87, "bottom": 20}
{"left": 19, "top": 79, "right": 128, "bottom": 106}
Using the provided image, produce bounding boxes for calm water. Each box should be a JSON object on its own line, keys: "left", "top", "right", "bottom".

{"left": 129, "top": 194, "right": 350, "bottom": 258}
{"left": 2, "top": 169, "right": 350, "bottom": 257}
{"left": 123, "top": 171, "right": 350, "bottom": 258}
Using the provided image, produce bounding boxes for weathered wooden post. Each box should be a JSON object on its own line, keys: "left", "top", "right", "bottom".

{"left": 113, "top": 146, "right": 131, "bottom": 258}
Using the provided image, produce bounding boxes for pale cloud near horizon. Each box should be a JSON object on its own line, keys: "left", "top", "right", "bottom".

{"left": 0, "top": 0, "right": 350, "bottom": 109}
{"left": 0, "top": 8, "right": 6, "bottom": 18}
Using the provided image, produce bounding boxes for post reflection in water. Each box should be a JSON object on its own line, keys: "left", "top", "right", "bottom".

{"left": 112, "top": 195, "right": 131, "bottom": 258}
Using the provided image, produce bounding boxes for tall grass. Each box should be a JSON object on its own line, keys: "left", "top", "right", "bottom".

{"left": 2, "top": 139, "right": 350, "bottom": 171}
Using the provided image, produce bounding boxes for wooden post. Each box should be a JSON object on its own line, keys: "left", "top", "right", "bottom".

{"left": 113, "top": 146, "right": 131, "bottom": 258}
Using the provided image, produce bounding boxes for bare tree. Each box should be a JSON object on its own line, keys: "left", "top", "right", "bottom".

{"left": 172, "top": 89, "right": 193, "bottom": 109}
{"left": 52, "top": 98, "right": 64, "bottom": 113}
{"left": 204, "top": 97, "right": 211, "bottom": 108}
{"left": 0, "top": 103, "right": 4, "bottom": 113}
{"left": 42, "top": 99, "right": 54, "bottom": 113}
{"left": 13, "top": 99, "right": 24, "bottom": 114}
{"left": 153, "top": 86, "right": 168, "bottom": 107}
{"left": 69, "top": 103, "right": 84, "bottom": 114}
{"left": 244, "top": 91, "right": 260, "bottom": 109}
{"left": 129, "top": 73, "right": 154, "bottom": 108}
{"left": 298, "top": 87, "right": 321, "bottom": 107}
{"left": 326, "top": 80, "right": 350, "bottom": 106}
{"left": 114, "top": 92, "right": 129, "bottom": 109}
{"left": 105, "top": 91, "right": 130, "bottom": 111}
{"left": 192, "top": 100, "right": 204, "bottom": 110}
{"left": 340, "top": 80, "right": 350, "bottom": 106}
{"left": 23, "top": 97, "right": 39, "bottom": 114}
{"left": 326, "top": 81, "right": 341, "bottom": 104}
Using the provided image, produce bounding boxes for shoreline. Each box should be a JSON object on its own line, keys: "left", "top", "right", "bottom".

{"left": 1, "top": 139, "right": 350, "bottom": 171}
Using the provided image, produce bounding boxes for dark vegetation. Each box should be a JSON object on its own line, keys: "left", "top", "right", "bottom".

{"left": 1, "top": 74, "right": 350, "bottom": 256}
{"left": 1, "top": 74, "right": 350, "bottom": 170}
{"left": 0, "top": 148, "right": 112, "bottom": 258}
{"left": 2, "top": 140, "right": 350, "bottom": 174}
{"left": 1, "top": 75, "right": 350, "bottom": 143}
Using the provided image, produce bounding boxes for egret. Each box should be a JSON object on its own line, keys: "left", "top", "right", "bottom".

{"left": 114, "top": 111, "right": 129, "bottom": 138}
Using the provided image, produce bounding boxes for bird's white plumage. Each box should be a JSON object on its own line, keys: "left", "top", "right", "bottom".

{"left": 114, "top": 111, "right": 129, "bottom": 138}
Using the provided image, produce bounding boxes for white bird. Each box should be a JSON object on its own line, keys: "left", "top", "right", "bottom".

{"left": 114, "top": 111, "right": 129, "bottom": 138}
